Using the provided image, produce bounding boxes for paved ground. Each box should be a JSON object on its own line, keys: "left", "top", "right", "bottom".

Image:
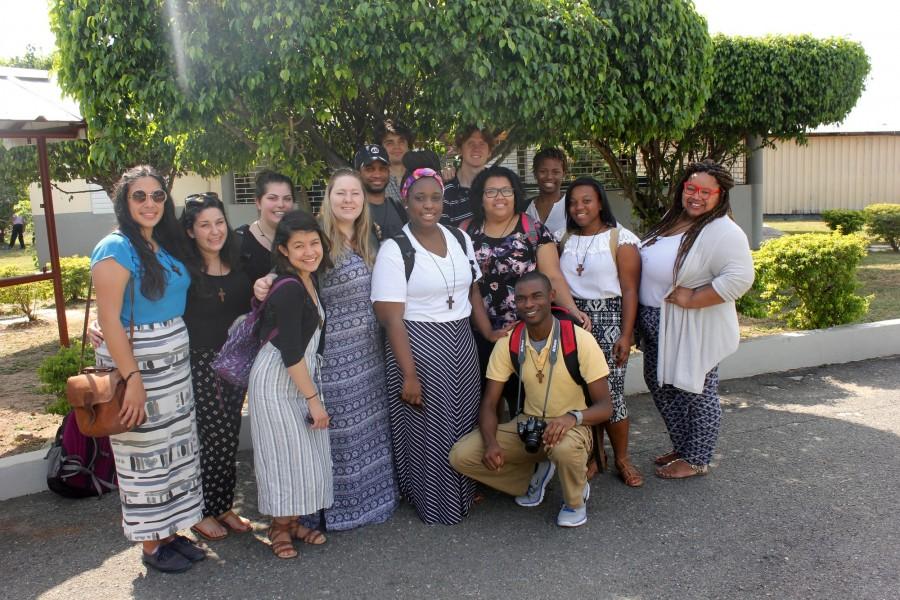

{"left": 1, "top": 357, "right": 898, "bottom": 600}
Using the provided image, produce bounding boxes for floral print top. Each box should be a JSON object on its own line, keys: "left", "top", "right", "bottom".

{"left": 468, "top": 213, "right": 555, "bottom": 329}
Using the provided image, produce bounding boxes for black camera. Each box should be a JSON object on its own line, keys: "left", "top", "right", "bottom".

{"left": 517, "top": 417, "right": 547, "bottom": 453}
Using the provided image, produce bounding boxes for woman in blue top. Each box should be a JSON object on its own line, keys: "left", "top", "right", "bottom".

{"left": 90, "top": 165, "right": 206, "bottom": 574}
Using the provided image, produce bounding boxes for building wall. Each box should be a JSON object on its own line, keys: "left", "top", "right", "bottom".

{"left": 763, "top": 133, "right": 900, "bottom": 214}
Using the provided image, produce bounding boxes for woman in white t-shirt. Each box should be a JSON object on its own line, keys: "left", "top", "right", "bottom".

{"left": 638, "top": 160, "right": 754, "bottom": 480}
{"left": 524, "top": 147, "right": 568, "bottom": 234}
{"left": 556, "top": 177, "right": 643, "bottom": 487}
{"left": 372, "top": 157, "right": 499, "bottom": 525}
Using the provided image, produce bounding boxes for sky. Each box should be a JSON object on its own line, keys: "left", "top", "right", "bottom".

{"left": 1, "top": 0, "right": 896, "bottom": 132}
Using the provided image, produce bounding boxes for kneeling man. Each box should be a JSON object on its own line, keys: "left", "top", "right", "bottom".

{"left": 450, "top": 272, "right": 612, "bottom": 527}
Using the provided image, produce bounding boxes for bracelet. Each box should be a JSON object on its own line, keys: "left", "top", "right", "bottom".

{"left": 123, "top": 369, "right": 141, "bottom": 383}
{"left": 305, "top": 393, "right": 319, "bottom": 401}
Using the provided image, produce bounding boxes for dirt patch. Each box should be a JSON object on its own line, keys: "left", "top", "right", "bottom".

{"left": 0, "top": 307, "right": 86, "bottom": 458}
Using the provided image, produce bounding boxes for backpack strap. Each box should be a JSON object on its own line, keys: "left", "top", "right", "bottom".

{"left": 507, "top": 322, "right": 527, "bottom": 417}
{"left": 446, "top": 226, "right": 478, "bottom": 282}
{"left": 557, "top": 230, "right": 572, "bottom": 258}
{"left": 389, "top": 196, "right": 409, "bottom": 224}
{"left": 609, "top": 226, "right": 619, "bottom": 268}
{"left": 392, "top": 232, "right": 416, "bottom": 281}
{"left": 520, "top": 212, "right": 540, "bottom": 247}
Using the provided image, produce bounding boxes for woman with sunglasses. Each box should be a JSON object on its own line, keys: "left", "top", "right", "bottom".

{"left": 179, "top": 193, "right": 254, "bottom": 541}
{"left": 90, "top": 166, "right": 205, "bottom": 573}
{"left": 235, "top": 170, "right": 296, "bottom": 282}
{"left": 556, "top": 177, "right": 643, "bottom": 487}
{"left": 465, "top": 165, "right": 589, "bottom": 416}
{"left": 637, "top": 160, "right": 754, "bottom": 479}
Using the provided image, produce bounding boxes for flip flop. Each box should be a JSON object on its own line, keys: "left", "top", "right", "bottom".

{"left": 217, "top": 510, "right": 253, "bottom": 533}
{"left": 191, "top": 522, "right": 228, "bottom": 542}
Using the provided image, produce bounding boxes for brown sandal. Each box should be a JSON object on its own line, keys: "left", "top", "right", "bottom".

{"left": 217, "top": 510, "right": 252, "bottom": 533}
{"left": 615, "top": 458, "right": 644, "bottom": 487}
{"left": 655, "top": 458, "right": 708, "bottom": 479}
{"left": 267, "top": 522, "right": 298, "bottom": 559}
{"left": 290, "top": 523, "right": 326, "bottom": 546}
{"left": 654, "top": 450, "right": 680, "bottom": 466}
{"left": 191, "top": 517, "right": 228, "bottom": 542}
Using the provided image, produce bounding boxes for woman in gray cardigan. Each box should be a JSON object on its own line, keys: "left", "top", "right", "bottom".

{"left": 637, "top": 160, "right": 754, "bottom": 479}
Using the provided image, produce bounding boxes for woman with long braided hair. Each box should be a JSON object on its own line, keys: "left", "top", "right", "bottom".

{"left": 637, "top": 159, "right": 754, "bottom": 479}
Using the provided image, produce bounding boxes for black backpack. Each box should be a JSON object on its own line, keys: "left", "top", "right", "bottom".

{"left": 392, "top": 226, "right": 478, "bottom": 282}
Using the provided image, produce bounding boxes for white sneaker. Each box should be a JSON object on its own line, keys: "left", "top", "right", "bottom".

{"left": 515, "top": 461, "right": 556, "bottom": 507}
{"left": 556, "top": 481, "right": 591, "bottom": 528}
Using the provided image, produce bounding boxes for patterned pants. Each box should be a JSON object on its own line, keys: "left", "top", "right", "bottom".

{"left": 191, "top": 348, "right": 246, "bottom": 518}
{"left": 575, "top": 297, "right": 627, "bottom": 423}
{"left": 637, "top": 305, "right": 721, "bottom": 466}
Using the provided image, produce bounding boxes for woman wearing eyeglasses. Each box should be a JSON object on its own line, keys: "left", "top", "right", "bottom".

{"left": 235, "top": 170, "right": 296, "bottom": 282}
{"left": 637, "top": 160, "right": 754, "bottom": 479}
{"left": 464, "top": 165, "right": 589, "bottom": 416}
{"left": 90, "top": 166, "right": 206, "bottom": 573}
{"left": 179, "top": 194, "right": 254, "bottom": 542}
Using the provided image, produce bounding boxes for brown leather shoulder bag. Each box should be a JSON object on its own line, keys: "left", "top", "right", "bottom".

{"left": 66, "top": 280, "right": 136, "bottom": 438}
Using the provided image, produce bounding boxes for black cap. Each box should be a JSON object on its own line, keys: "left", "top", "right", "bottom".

{"left": 353, "top": 144, "right": 390, "bottom": 170}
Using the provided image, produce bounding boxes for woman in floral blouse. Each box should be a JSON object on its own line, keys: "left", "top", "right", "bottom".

{"left": 464, "top": 165, "right": 588, "bottom": 415}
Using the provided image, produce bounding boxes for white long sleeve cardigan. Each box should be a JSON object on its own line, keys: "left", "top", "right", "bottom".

{"left": 656, "top": 215, "right": 755, "bottom": 393}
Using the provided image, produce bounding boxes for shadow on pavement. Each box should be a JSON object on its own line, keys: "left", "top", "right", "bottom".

{"left": 1, "top": 357, "right": 897, "bottom": 600}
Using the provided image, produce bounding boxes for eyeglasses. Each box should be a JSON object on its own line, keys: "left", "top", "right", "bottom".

{"left": 484, "top": 187, "right": 514, "bottom": 199}
{"left": 185, "top": 192, "right": 223, "bottom": 208}
{"left": 130, "top": 189, "right": 168, "bottom": 204}
{"left": 683, "top": 182, "right": 720, "bottom": 201}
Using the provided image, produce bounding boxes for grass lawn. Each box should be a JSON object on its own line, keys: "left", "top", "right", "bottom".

{"left": 0, "top": 247, "right": 38, "bottom": 272}
{"left": 741, "top": 217, "right": 900, "bottom": 336}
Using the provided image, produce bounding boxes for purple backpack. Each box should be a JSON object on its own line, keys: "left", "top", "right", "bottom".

{"left": 45, "top": 412, "right": 118, "bottom": 499}
{"left": 212, "top": 277, "right": 299, "bottom": 387}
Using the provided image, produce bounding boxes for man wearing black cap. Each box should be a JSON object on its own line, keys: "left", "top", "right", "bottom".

{"left": 354, "top": 143, "right": 408, "bottom": 241}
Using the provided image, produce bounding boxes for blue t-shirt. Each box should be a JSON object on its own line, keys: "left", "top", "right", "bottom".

{"left": 90, "top": 232, "right": 191, "bottom": 325}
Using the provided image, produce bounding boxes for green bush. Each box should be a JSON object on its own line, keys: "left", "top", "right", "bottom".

{"left": 753, "top": 233, "right": 870, "bottom": 329}
{"left": 58, "top": 255, "right": 92, "bottom": 301}
{"left": 863, "top": 203, "right": 900, "bottom": 251}
{"left": 38, "top": 341, "right": 95, "bottom": 415}
{"left": 0, "top": 266, "right": 53, "bottom": 321}
{"left": 821, "top": 209, "right": 865, "bottom": 235}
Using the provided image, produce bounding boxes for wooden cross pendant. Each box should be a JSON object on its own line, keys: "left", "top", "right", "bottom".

{"left": 576, "top": 263, "right": 585, "bottom": 276}
{"left": 218, "top": 287, "right": 226, "bottom": 302}
{"left": 447, "top": 296, "right": 454, "bottom": 309}
{"left": 535, "top": 370, "right": 544, "bottom": 383}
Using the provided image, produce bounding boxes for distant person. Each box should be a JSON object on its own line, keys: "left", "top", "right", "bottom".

{"left": 8, "top": 213, "right": 25, "bottom": 249}
{"left": 374, "top": 119, "right": 415, "bottom": 204}
{"left": 637, "top": 160, "right": 754, "bottom": 479}
{"left": 525, "top": 147, "right": 569, "bottom": 234}
{"left": 441, "top": 126, "right": 495, "bottom": 227}
{"left": 354, "top": 144, "right": 408, "bottom": 240}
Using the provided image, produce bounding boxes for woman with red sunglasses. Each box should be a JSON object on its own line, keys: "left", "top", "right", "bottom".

{"left": 637, "top": 160, "right": 754, "bottom": 479}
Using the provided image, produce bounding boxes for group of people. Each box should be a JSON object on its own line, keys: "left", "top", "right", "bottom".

{"left": 88, "top": 122, "right": 754, "bottom": 574}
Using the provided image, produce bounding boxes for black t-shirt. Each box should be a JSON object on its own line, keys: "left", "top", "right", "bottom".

{"left": 183, "top": 269, "right": 252, "bottom": 351}
{"left": 258, "top": 274, "right": 324, "bottom": 368}
{"left": 235, "top": 224, "right": 273, "bottom": 284}
{"left": 370, "top": 198, "right": 407, "bottom": 241}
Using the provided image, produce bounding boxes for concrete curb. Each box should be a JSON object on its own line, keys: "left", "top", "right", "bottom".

{"left": 3, "top": 318, "right": 899, "bottom": 501}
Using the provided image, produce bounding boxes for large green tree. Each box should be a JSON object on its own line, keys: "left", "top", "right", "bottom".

{"left": 51, "top": 0, "right": 622, "bottom": 194}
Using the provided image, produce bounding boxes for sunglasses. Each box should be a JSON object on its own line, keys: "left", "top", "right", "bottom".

{"left": 185, "top": 192, "right": 223, "bottom": 208}
{"left": 130, "top": 189, "right": 168, "bottom": 204}
{"left": 683, "top": 182, "right": 721, "bottom": 201}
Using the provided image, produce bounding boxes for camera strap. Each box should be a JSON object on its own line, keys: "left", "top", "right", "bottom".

{"left": 515, "top": 317, "right": 559, "bottom": 419}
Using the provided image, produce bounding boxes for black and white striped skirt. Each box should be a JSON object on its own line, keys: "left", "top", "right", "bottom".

{"left": 385, "top": 319, "right": 480, "bottom": 525}
{"left": 95, "top": 318, "right": 203, "bottom": 541}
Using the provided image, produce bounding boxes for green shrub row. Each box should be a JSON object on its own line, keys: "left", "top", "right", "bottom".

{"left": 816, "top": 204, "right": 900, "bottom": 250}
{"left": 821, "top": 209, "right": 866, "bottom": 234}
{"left": 0, "top": 266, "right": 53, "bottom": 321}
{"left": 738, "top": 232, "right": 870, "bottom": 329}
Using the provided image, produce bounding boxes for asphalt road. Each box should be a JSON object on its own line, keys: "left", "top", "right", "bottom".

{"left": 1, "top": 357, "right": 898, "bottom": 600}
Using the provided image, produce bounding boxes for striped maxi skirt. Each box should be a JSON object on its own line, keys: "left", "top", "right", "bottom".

{"left": 385, "top": 318, "right": 481, "bottom": 525}
{"left": 249, "top": 342, "right": 333, "bottom": 518}
{"left": 95, "top": 317, "right": 204, "bottom": 542}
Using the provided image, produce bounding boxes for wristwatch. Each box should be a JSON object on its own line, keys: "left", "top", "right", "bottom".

{"left": 567, "top": 410, "right": 583, "bottom": 426}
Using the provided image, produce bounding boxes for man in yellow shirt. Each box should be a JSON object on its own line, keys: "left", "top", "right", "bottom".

{"left": 450, "top": 272, "right": 613, "bottom": 527}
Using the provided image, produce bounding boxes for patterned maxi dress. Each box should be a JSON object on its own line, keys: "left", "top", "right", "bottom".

{"left": 315, "top": 251, "right": 398, "bottom": 530}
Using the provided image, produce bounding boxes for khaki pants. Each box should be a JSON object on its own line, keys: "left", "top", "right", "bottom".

{"left": 449, "top": 417, "right": 592, "bottom": 507}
